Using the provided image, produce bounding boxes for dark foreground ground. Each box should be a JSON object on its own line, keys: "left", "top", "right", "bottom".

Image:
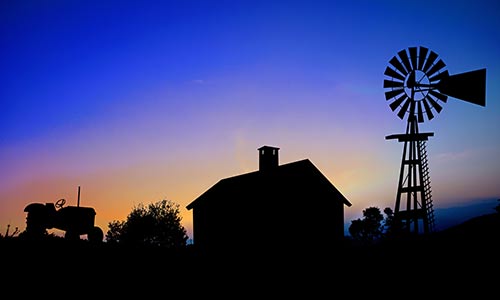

{"left": 2, "top": 213, "right": 499, "bottom": 297}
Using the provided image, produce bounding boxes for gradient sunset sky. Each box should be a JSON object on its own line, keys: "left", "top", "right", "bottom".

{"left": 2, "top": 0, "right": 499, "bottom": 240}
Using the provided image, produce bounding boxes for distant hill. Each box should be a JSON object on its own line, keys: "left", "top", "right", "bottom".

{"left": 438, "top": 211, "right": 500, "bottom": 239}
{"left": 433, "top": 198, "right": 498, "bottom": 231}
{"left": 344, "top": 198, "right": 498, "bottom": 237}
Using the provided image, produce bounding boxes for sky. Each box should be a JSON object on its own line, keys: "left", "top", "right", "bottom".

{"left": 1, "top": 0, "right": 499, "bottom": 240}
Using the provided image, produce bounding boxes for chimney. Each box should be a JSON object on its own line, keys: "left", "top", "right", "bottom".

{"left": 258, "top": 145, "right": 280, "bottom": 171}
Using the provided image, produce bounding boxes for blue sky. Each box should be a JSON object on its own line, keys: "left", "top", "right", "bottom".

{"left": 1, "top": 0, "right": 499, "bottom": 238}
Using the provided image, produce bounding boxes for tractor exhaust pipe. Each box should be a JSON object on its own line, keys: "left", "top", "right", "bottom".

{"left": 77, "top": 186, "right": 81, "bottom": 207}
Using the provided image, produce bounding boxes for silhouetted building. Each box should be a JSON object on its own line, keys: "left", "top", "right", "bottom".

{"left": 186, "top": 146, "right": 352, "bottom": 253}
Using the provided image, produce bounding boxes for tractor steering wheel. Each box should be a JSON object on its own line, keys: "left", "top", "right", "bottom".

{"left": 55, "top": 198, "right": 66, "bottom": 209}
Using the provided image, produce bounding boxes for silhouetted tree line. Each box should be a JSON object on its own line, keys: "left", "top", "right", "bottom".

{"left": 349, "top": 198, "right": 500, "bottom": 245}
{"left": 4, "top": 198, "right": 499, "bottom": 252}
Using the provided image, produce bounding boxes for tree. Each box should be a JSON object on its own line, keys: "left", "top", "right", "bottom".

{"left": 106, "top": 220, "right": 125, "bottom": 243}
{"left": 106, "top": 199, "right": 188, "bottom": 249}
{"left": 382, "top": 207, "right": 398, "bottom": 237}
{"left": 348, "top": 206, "right": 385, "bottom": 244}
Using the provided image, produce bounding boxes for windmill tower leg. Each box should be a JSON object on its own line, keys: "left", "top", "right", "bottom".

{"left": 386, "top": 116, "right": 435, "bottom": 235}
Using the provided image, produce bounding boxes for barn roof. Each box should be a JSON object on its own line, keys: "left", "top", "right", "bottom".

{"left": 186, "top": 158, "right": 351, "bottom": 210}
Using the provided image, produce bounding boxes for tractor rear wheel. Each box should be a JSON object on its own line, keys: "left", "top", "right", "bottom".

{"left": 65, "top": 231, "right": 80, "bottom": 241}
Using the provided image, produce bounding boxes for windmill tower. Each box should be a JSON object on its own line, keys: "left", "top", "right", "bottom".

{"left": 383, "top": 46, "right": 486, "bottom": 235}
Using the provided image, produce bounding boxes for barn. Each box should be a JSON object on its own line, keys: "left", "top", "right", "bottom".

{"left": 186, "top": 146, "right": 352, "bottom": 254}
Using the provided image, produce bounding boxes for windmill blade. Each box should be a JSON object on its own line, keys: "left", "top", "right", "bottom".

{"left": 423, "top": 51, "right": 438, "bottom": 73}
{"left": 398, "top": 49, "right": 412, "bottom": 74}
{"left": 385, "top": 88, "right": 404, "bottom": 100}
{"left": 417, "top": 46, "right": 428, "bottom": 70}
{"left": 409, "top": 47, "right": 418, "bottom": 70}
{"left": 422, "top": 97, "right": 434, "bottom": 120}
{"left": 417, "top": 101, "right": 424, "bottom": 123}
{"left": 384, "top": 66, "right": 406, "bottom": 81}
{"left": 389, "top": 56, "right": 408, "bottom": 76}
{"left": 390, "top": 94, "right": 407, "bottom": 111}
{"left": 429, "top": 70, "right": 449, "bottom": 83}
{"left": 407, "top": 70, "right": 416, "bottom": 88}
{"left": 426, "top": 95, "right": 443, "bottom": 113}
{"left": 436, "top": 68, "right": 486, "bottom": 106}
{"left": 429, "top": 90, "right": 448, "bottom": 102}
{"left": 384, "top": 79, "right": 404, "bottom": 88}
{"left": 427, "top": 59, "right": 446, "bottom": 78}
{"left": 397, "top": 98, "right": 412, "bottom": 119}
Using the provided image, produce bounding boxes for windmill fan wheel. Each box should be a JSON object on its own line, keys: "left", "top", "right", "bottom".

{"left": 384, "top": 46, "right": 449, "bottom": 123}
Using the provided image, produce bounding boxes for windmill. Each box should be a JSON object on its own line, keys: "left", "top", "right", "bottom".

{"left": 383, "top": 46, "right": 486, "bottom": 235}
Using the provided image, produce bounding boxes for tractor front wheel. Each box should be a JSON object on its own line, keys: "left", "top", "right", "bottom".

{"left": 88, "top": 226, "right": 104, "bottom": 243}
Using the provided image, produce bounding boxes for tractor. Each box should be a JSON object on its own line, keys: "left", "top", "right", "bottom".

{"left": 23, "top": 187, "right": 104, "bottom": 243}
